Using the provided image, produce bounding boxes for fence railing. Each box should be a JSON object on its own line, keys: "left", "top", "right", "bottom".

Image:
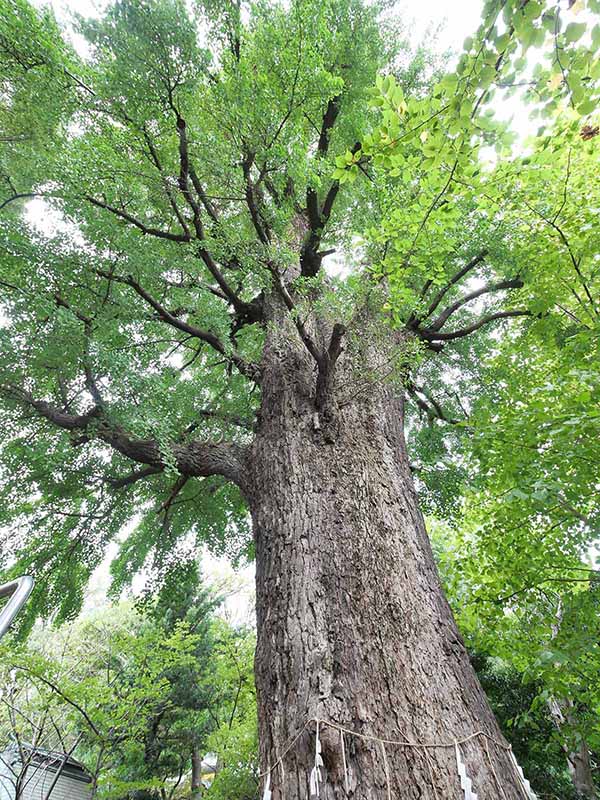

{"left": 0, "top": 576, "right": 34, "bottom": 640}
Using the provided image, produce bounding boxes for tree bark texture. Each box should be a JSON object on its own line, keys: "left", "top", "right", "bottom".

{"left": 246, "top": 314, "right": 530, "bottom": 800}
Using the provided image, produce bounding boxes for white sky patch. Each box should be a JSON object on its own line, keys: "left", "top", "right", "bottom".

{"left": 25, "top": 196, "right": 76, "bottom": 238}
{"left": 400, "top": 0, "right": 483, "bottom": 56}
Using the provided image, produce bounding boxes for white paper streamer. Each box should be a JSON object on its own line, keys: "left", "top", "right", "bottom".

{"left": 260, "top": 717, "right": 534, "bottom": 800}
{"left": 510, "top": 750, "right": 538, "bottom": 800}
{"left": 262, "top": 772, "right": 272, "bottom": 800}
{"left": 455, "top": 742, "right": 478, "bottom": 800}
{"left": 381, "top": 741, "right": 392, "bottom": 800}
{"left": 340, "top": 730, "right": 349, "bottom": 794}
{"left": 309, "top": 720, "right": 324, "bottom": 797}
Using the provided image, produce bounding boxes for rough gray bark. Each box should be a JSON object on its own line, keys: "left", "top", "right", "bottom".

{"left": 569, "top": 743, "right": 596, "bottom": 799}
{"left": 245, "top": 309, "right": 528, "bottom": 800}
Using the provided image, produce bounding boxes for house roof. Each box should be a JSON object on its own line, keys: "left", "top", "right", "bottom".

{"left": 1, "top": 744, "right": 92, "bottom": 785}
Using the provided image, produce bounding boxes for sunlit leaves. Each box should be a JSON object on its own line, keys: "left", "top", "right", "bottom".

{"left": 0, "top": 0, "right": 78, "bottom": 207}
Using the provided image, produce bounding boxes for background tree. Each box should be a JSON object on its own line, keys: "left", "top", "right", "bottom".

{"left": 0, "top": 0, "right": 599, "bottom": 797}
{"left": 433, "top": 519, "right": 600, "bottom": 798}
{"left": 414, "top": 121, "right": 600, "bottom": 796}
{"left": 471, "top": 649, "right": 584, "bottom": 800}
{"left": 0, "top": 641, "right": 75, "bottom": 800}
{"left": 0, "top": 570, "right": 256, "bottom": 800}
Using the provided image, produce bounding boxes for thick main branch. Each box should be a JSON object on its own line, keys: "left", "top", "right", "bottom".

{"left": 427, "top": 277, "right": 524, "bottom": 331}
{"left": 416, "top": 249, "right": 489, "bottom": 322}
{"left": 96, "top": 269, "right": 259, "bottom": 380}
{"left": 3, "top": 386, "right": 248, "bottom": 487}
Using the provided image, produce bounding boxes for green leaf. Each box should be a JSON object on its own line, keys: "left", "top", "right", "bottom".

{"left": 565, "top": 22, "right": 587, "bottom": 43}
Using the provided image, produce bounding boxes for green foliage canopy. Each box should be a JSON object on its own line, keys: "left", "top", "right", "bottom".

{"left": 0, "top": 0, "right": 598, "bottom": 642}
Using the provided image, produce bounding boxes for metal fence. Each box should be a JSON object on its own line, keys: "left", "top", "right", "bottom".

{"left": 0, "top": 577, "right": 34, "bottom": 641}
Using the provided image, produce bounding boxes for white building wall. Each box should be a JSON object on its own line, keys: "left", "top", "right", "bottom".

{"left": 22, "top": 770, "right": 91, "bottom": 800}
{"left": 0, "top": 756, "right": 91, "bottom": 800}
{"left": 0, "top": 757, "right": 16, "bottom": 800}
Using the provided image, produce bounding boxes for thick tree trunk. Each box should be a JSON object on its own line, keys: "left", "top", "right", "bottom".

{"left": 246, "top": 319, "right": 529, "bottom": 799}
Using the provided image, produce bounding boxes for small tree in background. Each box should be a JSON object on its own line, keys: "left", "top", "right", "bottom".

{"left": 0, "top": 569, "right": 256, "bottom": 800}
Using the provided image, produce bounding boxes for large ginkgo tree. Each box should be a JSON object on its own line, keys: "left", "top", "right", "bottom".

{"left": 0, "top": 0, "right": 598, "bottom": 796}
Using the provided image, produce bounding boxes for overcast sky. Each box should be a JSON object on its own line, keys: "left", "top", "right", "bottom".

{"left": 40, "top": 0, "right": 485, "bottom": 57}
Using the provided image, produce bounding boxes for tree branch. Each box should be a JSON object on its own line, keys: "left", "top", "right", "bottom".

{"left": 426, "top": 277, "right": 524, "bottom": 331}
{"left": 106, "top": 466, "right": 163, "bottom": 490}
{"left": 300, "top": 183, "right": 340, "bottom": 278}
{"left": 496, "top": 574, "right": 599, "bottom": 605}
{"left": 189, "top": 167, "right": 220, "bottom": 225}
{"left": 406, "top": 383, "right": 461, "bottom": 425}
{"left": 305, "top": 97, "right": 340, "bottom": 232}
{"left": 300, "top": 98, "right": 354, "bottom": 278}
{"left": 171, "top": 116, "right": 262, "bottom": 322}
{"left": 95, "top": 269, "right": 259, "bottom": 380}
{"left": 242, "top": 153, "right": 271, "bottom": 245}
{"left": 2, "top": 386, "right": 249, "bottom": 487}
{"left": 418, "top": 309, "right": 530, "bottom": 342}
{"left": 14, "top": 668, "right": 101, "bottom": 738}
{"left": 53, "top": 294, "right": 106, "bottom": 407}
{"left": 175, "top": 116, "right": 204, "bottom": 239}
{"left": 315, "top": 323, "right": 346, "bottom": 411}
{"left": 142, "top": 125, "right": 191, "bottom": 238}
{"left": 317, "top": 97, "right": 341, "bottom": 157}
{"left": 158, "top": 474, "right": 189, "bottom": 516}
{"left": 0, "top": 192, "right": 38, "bottom": 211}
{"left": 86, "top": 196, "right": 191, "bottom": 242}
{"left": 268, "top": 264, "right": 322, "bottom": 366}
{"left": 523, "top": 194, "right": 598, "bottom": 319}
{"left": 2, "top": 384, "right": 102, "bottom": 430}
{"left": 417, "top": 249, "right": 489, "bottom": 318}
